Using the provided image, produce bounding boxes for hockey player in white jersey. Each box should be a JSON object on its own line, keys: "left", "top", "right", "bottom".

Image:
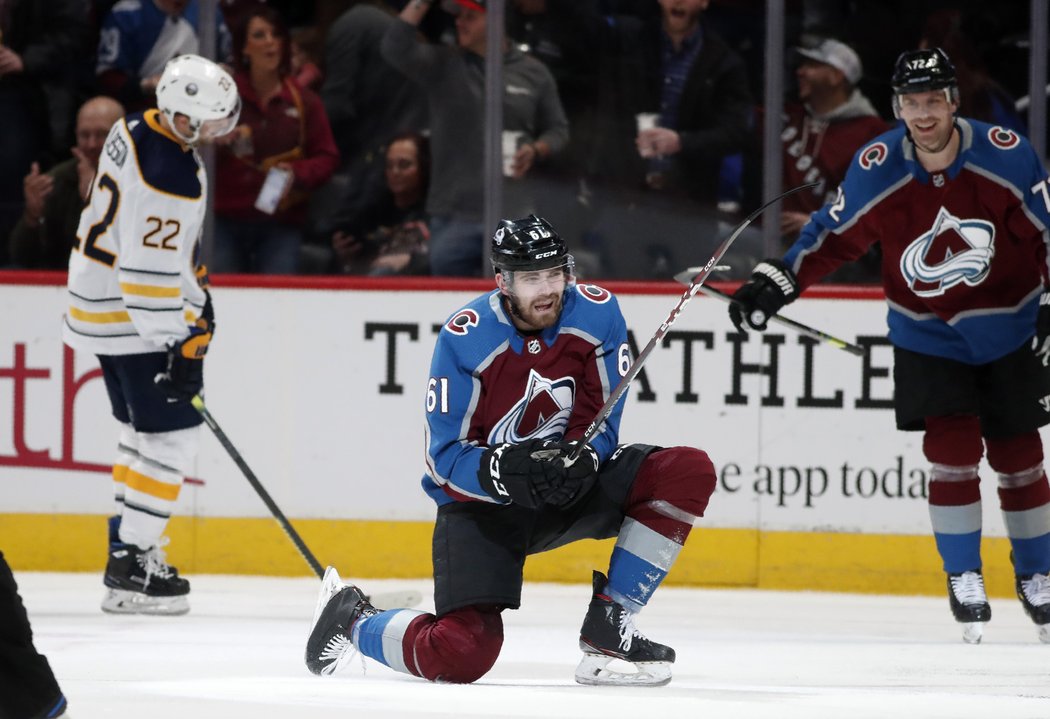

{"left": 63, "top": 54, "right": 240, "bottom": 615}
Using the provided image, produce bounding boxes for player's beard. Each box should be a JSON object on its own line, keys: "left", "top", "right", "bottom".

{"left": 506, "top": 291, "right": 563, "bottom": 331}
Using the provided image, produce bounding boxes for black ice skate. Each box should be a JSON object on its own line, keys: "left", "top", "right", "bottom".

{"left": 101, "top": 542, "right": 189, "bottom": 616}
{"left": 1015, "top": 572, "right": 1050, "bottom": 643}
{"left": 946, "top": 570, "right": 991, "bottom": 644}
{"left": 305, "top": 566, "right": 379, "bottom": 676}
{"left": 576, "top": 570, "right": 675, "bottom": 686}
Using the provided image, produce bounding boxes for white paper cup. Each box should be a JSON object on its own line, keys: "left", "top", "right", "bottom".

{"left": 636, "top": 113, "right": 659, "bottom": 133}
{"left": 502, "top": 130, "right": 523, "bottom": 177}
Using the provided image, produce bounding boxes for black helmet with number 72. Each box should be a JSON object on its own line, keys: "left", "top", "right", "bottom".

{"left": 490, "top": 214, "right": 575, "bottom": 277}
{"left": 891, "top": 48, "right": 959, "bottom": 115}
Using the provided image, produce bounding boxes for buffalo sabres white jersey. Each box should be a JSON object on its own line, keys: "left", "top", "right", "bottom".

{"left": 64, "top": 110, "right": 208, "bottom": 356}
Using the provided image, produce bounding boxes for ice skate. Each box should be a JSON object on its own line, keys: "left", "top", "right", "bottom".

{"left": 1015, "top": 572, "right": 1050, "bottom": 643}
{"left": 575, "top": 570, "right": 674, "bottom": 686}
{"left": 101, "top": 541, "right": 189, "bottom": 616}
{"left": 305, "top": 566, "right": 379, "bottom": 676}
{"left": 946, "top": 570, "right": 991, "bottom": 644}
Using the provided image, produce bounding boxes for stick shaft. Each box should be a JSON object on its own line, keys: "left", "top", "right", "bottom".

{"left": 569, "top": 183, "right": 817, "bottom": 461}
{"left": 191, "top": 396, "right": 324, "bottom": 579}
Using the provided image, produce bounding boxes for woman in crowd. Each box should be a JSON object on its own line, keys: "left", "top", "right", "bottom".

{"left": 332, "top": 131, "right": 431, "bottom": 276}
{"left": 213, "top": 6, "right": 339, "bottom": 274}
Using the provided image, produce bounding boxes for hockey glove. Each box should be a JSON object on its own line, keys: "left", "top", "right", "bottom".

{"left": 539, "top": 441, "right": 601, "bottom": 508}
{"left": 729, "top": 259, "right": 800, "bottom": 332}
{"left": 154, "top": 326, "right": 212, "bottom": 403}
{"left": 477, "top": 439, "right": 568, "bottom": 509}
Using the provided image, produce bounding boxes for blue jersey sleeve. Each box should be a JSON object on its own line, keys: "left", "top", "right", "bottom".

{"left": 423, "top": 307, "right": 499, "bottom": 503}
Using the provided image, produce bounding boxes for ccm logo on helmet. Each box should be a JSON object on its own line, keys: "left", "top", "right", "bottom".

{"left": 534, "top": 250, "right": 559, "bottom": 259}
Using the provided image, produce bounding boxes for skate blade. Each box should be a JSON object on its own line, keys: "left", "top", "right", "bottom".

{"left": 101, "top": 588, "right": 189, "bottom": 616}
{"left": 369, "top": 589, "right": 423, "bottom": 610}
{"left": 961, "top": 621, "right": 984, "bottom": 644}
{"left": 574, "top": 653, "right": 672, "bottom": 687}
{"left": 1038, "top": 624, "right": 1050, "bottom": 644}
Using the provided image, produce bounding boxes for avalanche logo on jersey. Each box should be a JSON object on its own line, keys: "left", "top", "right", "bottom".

{"left": 899, "top": 207, "right": 995, "bottom": 297}
{"left": 489, "top": 369, "right": 575, "bottom": 444}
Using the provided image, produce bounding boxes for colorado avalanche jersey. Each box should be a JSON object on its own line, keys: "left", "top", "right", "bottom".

{"left": 786, "top": 118, "right": 1050, "bottom": 365}
{"left": 64, "top": 110, "right": 208, "bottom": 356}
{"left": 423, "top": 284, "right": 631, "bottom": 506}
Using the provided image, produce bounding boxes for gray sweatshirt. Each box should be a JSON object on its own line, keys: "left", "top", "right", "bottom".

{"left": 382, "top": 19, "right": 569, "bottom": 220}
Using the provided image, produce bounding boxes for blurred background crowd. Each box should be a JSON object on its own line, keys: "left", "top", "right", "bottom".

{"left": 0, "top": 0, "right": 1040, "bottom": 281}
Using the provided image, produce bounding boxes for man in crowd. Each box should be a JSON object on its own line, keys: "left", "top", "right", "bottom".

{"left": 8, "top": 96, "right": 125, "bottom": 269}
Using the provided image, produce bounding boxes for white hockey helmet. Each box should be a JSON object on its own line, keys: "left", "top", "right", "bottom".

{"left": 156, "top": 54, "right": 241, "bottom": 144}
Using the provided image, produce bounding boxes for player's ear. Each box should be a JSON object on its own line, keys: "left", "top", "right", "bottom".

{"left": 495, "top": 270, "right": 510, "bottom": 295}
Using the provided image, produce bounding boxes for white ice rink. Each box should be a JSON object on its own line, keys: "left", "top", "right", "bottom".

{"left": 16, "top": 572, "right": 1050, "bottom": 719}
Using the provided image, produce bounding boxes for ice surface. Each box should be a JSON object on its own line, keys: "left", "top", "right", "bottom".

{"left": 15, "top": 572, "right": 1050, "bottom": 719}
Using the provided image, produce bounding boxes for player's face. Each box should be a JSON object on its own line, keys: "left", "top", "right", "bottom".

{"left": 385, "top": 139, "right": 421, "bottom": 199}
{"left": 500, "top": 268, "right": 566, "bottom": 331}
{"left": 898, "top": 89, "right": 957, "bottom": 154}
{"left": 243, "top": 16, "right": 283, "bottom": 74}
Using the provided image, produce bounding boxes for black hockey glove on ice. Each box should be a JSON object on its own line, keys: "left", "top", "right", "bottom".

{"left": 1034, "top": 292, "right": 1050, "bottom": 367}
{"left": 729, "top": 259, "right": 800, "bottom": 332}
{"left": 154, "top": 326, "right": 212, "bottom": 403}
{"left": 478, "top": 439, "right": 570, "bottom": 509}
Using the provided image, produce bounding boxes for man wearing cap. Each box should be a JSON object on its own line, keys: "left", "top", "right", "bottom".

{"left": 380, "top": 0, "right": 570, "bottom": 276}
{"left": 779, "top": 37, "right": 888, "bottom": 241}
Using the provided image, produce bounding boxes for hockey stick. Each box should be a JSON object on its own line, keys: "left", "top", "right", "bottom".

{"left": 567, "top": 182, "right": 817, "bottom": 462}
{"left": 672, "top": 274, "right": 866, "bottom": 357}
{"left": 191, "top": 395, "right": 326, "bottom": 578}
{"left": 191, "top": 395, "right": 422, "bottom": 609}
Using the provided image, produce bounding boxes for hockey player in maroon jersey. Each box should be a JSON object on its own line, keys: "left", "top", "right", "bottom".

{"left": 730, "top": 48, "right": 1050, "bottom": 644}
{"left": 305, "top": 215, "right": 717, "bottom": 685}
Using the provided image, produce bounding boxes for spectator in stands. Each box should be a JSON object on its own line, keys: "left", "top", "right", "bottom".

{"left": 382, "top": 0, "right": 569, "bottom": 276}
{"left": 8, "top": 96, "right": 126, "bottom": 269}
{"left": 332, "top": 131, "right": 431, "bottom": 276}
{"left": 290, "top": 25, "right": 324, "bottom": 91}
{"left": 317, "top": 2, "right": 428, "bottom": 249}
{"left": 779, "top": 38, "right": 889, "bottom": 240}
{"left": 0, "top": 0, "right": 87, "bottom": 266}
{"left": 592, "top": 0, "right": 752, "bottom": 205}
{"left": 212, "top": 6, "right": 339, "bottom": 274}
{"left": 506, "top": 0, "right": 603, "bottom": 179}
{"left": 96, "top": 0, "right": 233, "bottom": 112}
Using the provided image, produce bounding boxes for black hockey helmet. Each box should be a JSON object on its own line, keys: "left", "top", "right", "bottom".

{"left": 490, "top": 214, "right": 570, "bottom": 272}
{"left": 891, "top": 48, "right": 957, "bottom": 95}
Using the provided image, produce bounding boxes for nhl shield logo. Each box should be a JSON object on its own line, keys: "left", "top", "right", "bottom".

{"left": 527, "top": 339, "right": 542, "bottom": 354}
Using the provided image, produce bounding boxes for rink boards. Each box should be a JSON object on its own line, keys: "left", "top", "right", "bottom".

{"left": 0, "top": 273, "right": 1029, "bottom": 596}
